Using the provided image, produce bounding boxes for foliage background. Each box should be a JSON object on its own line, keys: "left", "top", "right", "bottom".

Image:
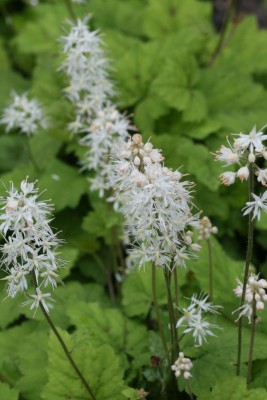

{"left": 1, "top": 0, "right": 267, "bottom": 399}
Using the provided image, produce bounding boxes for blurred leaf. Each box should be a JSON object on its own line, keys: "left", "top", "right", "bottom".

{"left": 198, "top": 376, "right": 267, "bottom": 399}
{"left": 0, "top": 383, "right": 19, "bottom": 400}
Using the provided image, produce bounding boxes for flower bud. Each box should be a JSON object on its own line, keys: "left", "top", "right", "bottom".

{"left": 220, "top": 171, "right": 236, "bottom": 186}
{"left": 248, "top": 152, "right": 256, "bottom": 163}
{"left": 237, "top": 166, "right": 249, "bottom": 181}
{"left": 134, "top": 156, "right": 141, "bottom": 166}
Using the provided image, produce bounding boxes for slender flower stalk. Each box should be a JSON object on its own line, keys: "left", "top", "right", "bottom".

{"left": 152, "top": 264, "right": 170, "bottom": 364}
{"left": 246, "top": 294, "right": 257, "bottom": 385}
{"left": 236, "top": 162, "right": 255, "bottom": 376}
{"left": 164, "top": 269, "right": 179, "bottom": 362}
{"left": 196, "top": 216, "right": 218, "bottom": 301}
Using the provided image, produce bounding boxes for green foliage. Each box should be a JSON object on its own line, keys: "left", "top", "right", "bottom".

{"left": 0, "top": 383, "right": 19, "bottom": 400}
{"left": 1, "top": 1, "right": 267, "bottom": 399}
{"left": 198, "top": 377, "right": 267, "bottom": 399}
{"left": 42, "top": 328, "right": 127, "bottom": 400}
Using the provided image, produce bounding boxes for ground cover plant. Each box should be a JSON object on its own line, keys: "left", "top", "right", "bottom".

{"left": 1, "top": 0, "right": 267, "bottom": 399}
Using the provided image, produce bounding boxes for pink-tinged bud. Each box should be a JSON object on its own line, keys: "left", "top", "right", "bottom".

{"left": 256, "top": 301, "right": 264, "bottom": 311}
{"left": 220, "top": 171, "right": 236, "bottom": 186}
{"left": 262, "top": 294, "right": 267, "bottom": 302}
{"left": 191, "top": 243, "right": 201, "bottom": 251}
{"left": 134, "top": 156, "right": 141, "bottom": 166}
{"left": 132, "top": 133, "right": 142, "bottom": 144}
{"left": 184, "top": 372, "right": 192, "bottom": 379}
{"left": 120, "top": 150, "right": 131, "bottom": 159}
{"left": 258, "top": 279, "right": 267, "bottom": 288}
{"left": 185, "top": 235, "right": 192, "bottom": 245}
{"left": 211, "top": 226, "right": 218, "bottom": 234}
{"left": 237, "top": 166, "right": 249, "bottom": 181}
{"left": 262, "top": 150, "right": 267, "bottom": 160}
{"left": 248, "top": 152, "right": 256, "bottom": 163}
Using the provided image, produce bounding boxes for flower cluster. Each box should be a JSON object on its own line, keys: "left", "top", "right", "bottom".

{"left": 215, "top": 125, "right": 267, "bottom": 186}
{"left": 0, "top": 92, "right": 47, "bottom": 135}
{"left": 176, "top": 293, "right": 222, "bottom": 346}
{"left": 233, "top": 274, "right": 267, "bottom": 323}
{"left": 60, "top": 17, "right": 131, "bottom": 196}
{"left": 171, "top": 352, "right": 193, "bottom": 380}
{"left": 0, "top": 179, "right": 62, "bottom": 314}
{"left": 196, "top": 216, "right": 218, "bottom": 241}
{"left": 109, "top": 133, "right": 201, "bottom": 270}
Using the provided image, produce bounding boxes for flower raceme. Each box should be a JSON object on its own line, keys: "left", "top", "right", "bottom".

{"left": 0, "top": 179, "right": 62, "bottom": 314}
{"left": 60, "top": 17, "right": 131, "bottom": 197}
{"left": 214, "top": 125, "right": 267, "bottom": 186}
{"left": 0, "top": 91, "right": 47, "bottom": 135}
{"left": 109, "top": 133, "right": 201, "bottom": 270}
{"left": 233, "top": 274, "right": 267, "bottom": 323}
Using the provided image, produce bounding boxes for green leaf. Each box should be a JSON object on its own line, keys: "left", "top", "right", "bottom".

{"left": 198, "top": 376, "right": 267, "bottom": 400}
{"left": 187, "top": 236, "right": 243, "bottom": 307}
{"left": 0, "top": 383, "right": 19, "bottom": 400}
{"left": 16, "top": 330, "right": 48, "bottom": 400}
{"left": 38, "top": 159, "right": 87, "bottom": 212}
{"left": 0, "top": 322, "right": 38, "bottom": 385}
{"left": 143, "top": 0, "right": 212, "bottom": 39}
{"left": 42, "top": 329, "right": 126, "bottom": 400}
{"left": 82, "top": 200, "right": 123, "bottom": 245}
{"left": 67, "top": 302, "right": 149, "bottom": 368}
{"left": 184, "top": 317, "right": 267, "bottom": 396}
{"left": 0, "top": 135, "right": 27, "bottom": 172}
{"left": 12, "top": 4, "right": 68, "bottom": 54}
{"left": 59, "top": 246, "right": 79, "bottom": 279}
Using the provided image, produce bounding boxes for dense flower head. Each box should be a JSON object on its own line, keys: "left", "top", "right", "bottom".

{"left": 0, "top": 92, "right": 47, "bottom": 135}
{"left": 0, "top": 179, "right": 63, "bottom": 314}
{"left": 196, "top": 216, "right": 218, "bottom": 241}
{"left": 233, "top": 273, "right": 267, "bottom": 323}
{"left": 109, "top": 134, "right": 201, "bottom": 270}
{"left": 176, "top": 293, "right": 222, "bottom": 346}
{"left": 171, "top": 352, "right": 193, "bottom": 380}
{"left": 214, "top": 125, "right": 267, "bottom": 186}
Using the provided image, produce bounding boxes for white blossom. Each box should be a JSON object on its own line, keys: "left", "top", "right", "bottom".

{"left": 0, "top": 179, "right": 63, "bottom": 313}
{"left": 233, "top": 274, "right": 267, "bottom": 322}
{"left": 176, "top": 293, "right": 222, "bottom": 346}
{"left": 242, "top": 191, "right": 267, "bottom": 221}
{"left": 171, "top": 352, "right": 193, "bottom": 379}
{"left": 0, "top": 92, "right": 47, "bottom": 135}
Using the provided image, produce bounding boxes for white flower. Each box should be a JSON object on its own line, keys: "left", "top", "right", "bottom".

{"left": 242, "top": 191, "right": 267, "bottom": 221}
{"left": 255, "top": 168, "right": 267, "bottom": 186}
{"left": 22, "top": 287, "right": 55, "bottom": 316}
{"left": 196, "top": 216, "right": 218, "bottom": 241}
{"left": 220, "top": 171, "right": 236, "bottom": 186}
{"left": 234, "top": 125, "right": 267, "bottom": 152}
{"left": 171, "top": 352, "right": 193, "bottom": 379}
{"left": 215, "top": 145, "right": 239, "bottom": 165}
{"left": 233, "top": 274, "right": 267, "bottom": 322}
{"left": 0, "top": 92, "right": 47, "bottom": 135}
{"left": 176, "top": 294, "right": 221, "bottom": 346}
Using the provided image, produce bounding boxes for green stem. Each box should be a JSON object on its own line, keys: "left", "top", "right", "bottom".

{"left": 207, "top": 239, "right": 213, "bottom": 301}
{"left": 92, "top": 253, "right": 115, "bottom": 302}
{"left": 31, "top": 272, "right": 97, "bottom": 400}
{"left": 64, "top": 0, "right": 76, "bottom": 21}
{"left": 246, "top": 296, "right": 257, "bottom": 385}
{"left": 208, "top": 0, "right": 236, "bottom": 67}
{"left": 236, "top": 162, "right": 254, "bottom": 376}
{"left": 152, "top": 264, "right": 170, "bottom": 365}
{"left": 186, "top": 380, "right": 194, "bottom": 400}
{"left": 164, "top": 269, "right": 179, "bottom": 362}
{"left": 25, "top": 138, "right": 40, "bottom": 173}
{"left": 173, "top": 267, "right": 179, "bottom": 320}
